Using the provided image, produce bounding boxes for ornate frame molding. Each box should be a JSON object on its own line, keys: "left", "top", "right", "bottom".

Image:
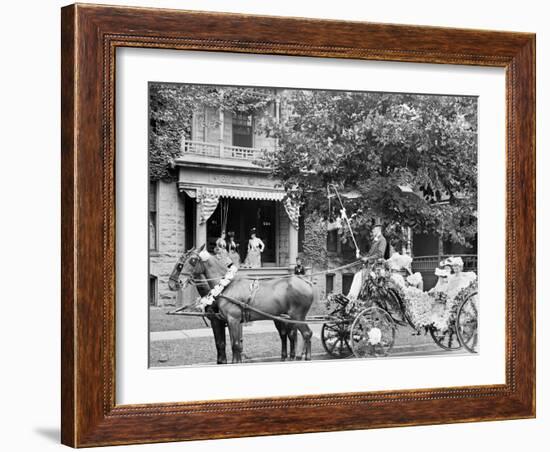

{"left": 61, "top": 4, "right": 535, "bottom": 447}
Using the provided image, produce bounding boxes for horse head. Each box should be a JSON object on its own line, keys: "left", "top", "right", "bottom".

{"left": 167, "top": 244, "right": 210, "bottom": 291}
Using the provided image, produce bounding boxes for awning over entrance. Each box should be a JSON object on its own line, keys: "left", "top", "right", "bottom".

{"left": 190, "top": 186, "right": 286, "bottom": 225}
{"left": 199, "top": 186, "right": 285, "bottom": 201}
{"left": 189, "top": 186, "right": 299, "bottom": 230}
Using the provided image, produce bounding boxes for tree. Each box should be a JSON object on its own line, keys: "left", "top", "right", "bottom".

{"left": 258, "top": 90, "right": 478, "bottom": 246}
{"left": 149, "top": 83, "right": 275, "bottom": 180}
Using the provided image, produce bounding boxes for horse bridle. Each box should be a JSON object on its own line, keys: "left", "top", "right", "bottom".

{"left": 170, "top": 249, "right": 206, "bottom": 290}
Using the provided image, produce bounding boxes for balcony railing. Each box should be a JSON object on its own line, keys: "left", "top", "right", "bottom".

{"left": 412, "top": 254, "right": 478, "bottom": 291}
{"left": 412, "top": 254, "right": 478, "bottom": 273}
{"left": 181, "top": 139, "right": 266, "bottom": 162}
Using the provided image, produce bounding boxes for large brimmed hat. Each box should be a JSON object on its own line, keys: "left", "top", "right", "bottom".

{"left": 441, "top": 256, "right": 464, "bottom": 268}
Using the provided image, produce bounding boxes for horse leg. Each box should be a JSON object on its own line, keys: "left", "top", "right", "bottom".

{"left": 297, "top": 324, "right": 313, "bottom": 361}
{"left": 227, "top": 316, "right": 243, "bottom": 364}
{"left": 274, "top": 321, "right": 288, "bottom": 361}
{"left": 210, "top": 317, "right": 227, "bottom": 364}
{"left": 288, "top": 327, "right": 298, "bottom": 361}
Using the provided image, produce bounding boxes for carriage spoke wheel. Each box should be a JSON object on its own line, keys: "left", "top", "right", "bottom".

{"left": 429, "top": 321, "right": 462, "bottom": 351}
{"left": 321, "top": 321, "right": 352, "bottom": 358}
{"left": 456, "top": 293, "right": 479, "bottom": 353}
{"left": 349, "top": 307, "right": 396, "bottom": 358}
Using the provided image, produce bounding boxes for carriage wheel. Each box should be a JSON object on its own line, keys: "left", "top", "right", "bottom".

{"left": 456, "top": 293, "right": 479, "bottom": 353}
{"left": 321, "top": 321, "right": 353, "bottom": 358}
{"left": 429, "top": 322, "right": 462, "bottom": 351}
{"left": 349, "top": 307, "right": 396, "bottom": 358}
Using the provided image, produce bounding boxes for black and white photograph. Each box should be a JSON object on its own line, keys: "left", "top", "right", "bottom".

{"left": 2, "top": 0, "right": 543, "bottom": 450}
{"left": 148, "top": 83, "right": 479, "bottom": 367}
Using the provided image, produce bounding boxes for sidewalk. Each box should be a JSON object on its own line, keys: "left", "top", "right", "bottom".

{"left": 149, "top": 322, "right": 440, "bottom": 354}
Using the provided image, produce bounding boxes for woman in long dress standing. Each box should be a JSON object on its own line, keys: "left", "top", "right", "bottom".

{"left": 244, "top": 228, "right": 265, "bottom": 268}
{"left": 227, "top": 231, "right": 240, "bottom": 267}
{"left": 215, "top": 230, "right": 232, "bottom": 267}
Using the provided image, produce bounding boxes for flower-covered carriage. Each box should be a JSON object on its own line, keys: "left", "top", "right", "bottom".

{"left": 320, "top": 259, "right": 479, "bottom": 358}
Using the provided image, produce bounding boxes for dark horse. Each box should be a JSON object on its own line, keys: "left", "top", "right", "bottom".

{"left": 168, "top": 256, "right": 229, "bottom": 364}
{"left": 168, "top": 245, "right": 316, "bottom": 364}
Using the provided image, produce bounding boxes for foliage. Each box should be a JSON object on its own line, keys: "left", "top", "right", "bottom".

{"left": 300, "top": 212, "right": 328, "bottom": 268}
{"left": 149, "top": 83, "right": 275, "bottom": 180}
{"left": 258, "top": 90, "right": 478, "bottom": 246}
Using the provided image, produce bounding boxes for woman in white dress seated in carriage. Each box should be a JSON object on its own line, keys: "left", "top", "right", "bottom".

{"left": 431, "top": 256, "right": 477, "bottom": 299}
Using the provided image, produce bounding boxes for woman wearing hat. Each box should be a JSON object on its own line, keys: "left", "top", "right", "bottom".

{"left": 431, "top": 256, "right": 476, "bottom": 299}
{"left": 244, "top": 228, "right": 265, "bottom": 268}
{"left": 227, "top": 231, "right": 240, "bottom": 267}
{"left": 214, "top": 230, "right": 232, "bottom": 267}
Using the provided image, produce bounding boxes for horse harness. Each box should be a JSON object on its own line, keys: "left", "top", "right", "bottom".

{"left": 241, "top": 279, "right": 260, "bottom": 323}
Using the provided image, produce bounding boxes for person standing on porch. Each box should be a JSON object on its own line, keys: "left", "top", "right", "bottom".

{"left": 227, "top": 231, "right": 240, "bottom": 267}
{"left": 215, "top": 230, "right": 232, "bottom": 267}
{"left": 244, "top": 228, "right": 265, "bottom": 268}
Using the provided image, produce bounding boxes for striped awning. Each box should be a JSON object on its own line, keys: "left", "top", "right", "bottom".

{"left": 196, "top": 186, "right": 286, "bottom": 224}
{"left": 200, "top": 187, "right": 285, "bottom": 201}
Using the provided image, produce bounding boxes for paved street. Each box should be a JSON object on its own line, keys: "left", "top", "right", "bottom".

{"left": 149, "top": 316, "right": 465, "bottom": 367}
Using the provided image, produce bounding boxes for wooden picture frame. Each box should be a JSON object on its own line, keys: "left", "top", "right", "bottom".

{"left": 61, "top": 3, "right": 535, "bottom": 447}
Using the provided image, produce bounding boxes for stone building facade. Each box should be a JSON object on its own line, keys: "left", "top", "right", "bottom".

{"left": 149, "top": 92, "right": 304, "bottom": 306}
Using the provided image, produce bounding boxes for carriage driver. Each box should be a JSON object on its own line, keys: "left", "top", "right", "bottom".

{"left": 347, "top": 222, "right": 388, "bottom": 300}
{"left": 356, "top": 222, "right": 388, "bottom": 263}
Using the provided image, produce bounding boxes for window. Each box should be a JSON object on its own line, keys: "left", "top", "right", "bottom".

{"left": 184, "top": 192, "right": 196, "bottom": 249}
{"left": 327, "top": 229, "right": 338, "bottom": 252}
{"left": 298, "top": 214, "right": 305, "bottom": 252}
{"left": 342, "top": 273, "right": 354, "bottom": 296}
{"left": 326, "top": 274, "right": 334, "bottom": 295}
{"left": 149, "top": 275, "right": 158, "bottom": 306}
{"left": 232, "top": 112, "right": 253, "bottom": 148}
{"left": 149, "top": 181, "right": 158, "bottom": 250}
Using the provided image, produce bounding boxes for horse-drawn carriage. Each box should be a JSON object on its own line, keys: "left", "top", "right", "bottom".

{"left": 168, "top": 252, "right": 478, "bottom": 363}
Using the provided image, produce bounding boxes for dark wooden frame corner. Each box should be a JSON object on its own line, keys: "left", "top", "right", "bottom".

{"left": 61, "top": 3, "right": 535, "bottom": 447}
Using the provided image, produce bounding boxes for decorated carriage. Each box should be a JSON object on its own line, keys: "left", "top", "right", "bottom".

{"left": 320, "top": 259, "right": 479, "bottom": 358}
{"left": 168, "top": 254, "right": 479, "bottom": 361}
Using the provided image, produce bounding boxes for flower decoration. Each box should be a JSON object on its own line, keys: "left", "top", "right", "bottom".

{"left": 367, "top": 327, "right": 382, "bottom": 345}
{"left": 198, "top": 264, "right": 238, "bottom": 308}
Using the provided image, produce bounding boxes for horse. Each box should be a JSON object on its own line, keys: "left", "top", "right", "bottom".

{"left": 171, "top": 245, "right": 316, "bottom": 364}
{"left": 168, "top": 250, "right": 300, "bottom": 364}
{"left": 168, "top": 251, "right": 228, "bottom": 364}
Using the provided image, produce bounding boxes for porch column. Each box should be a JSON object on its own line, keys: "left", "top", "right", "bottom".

{"left": 195, "top": 201, "right": 207, "bottom": 248}
{"left": 288, "top": 222, "right": 298, "bottom": 267}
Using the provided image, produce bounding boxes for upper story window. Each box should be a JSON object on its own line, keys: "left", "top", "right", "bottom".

{"left": 232, "top": 112, "right": 253, "bottom": 148}
{"left": 327, "top": 229, "right": 338, "bottom": 252}
{"left": 149, "top": 181, "right": 158, "bottom": 251}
